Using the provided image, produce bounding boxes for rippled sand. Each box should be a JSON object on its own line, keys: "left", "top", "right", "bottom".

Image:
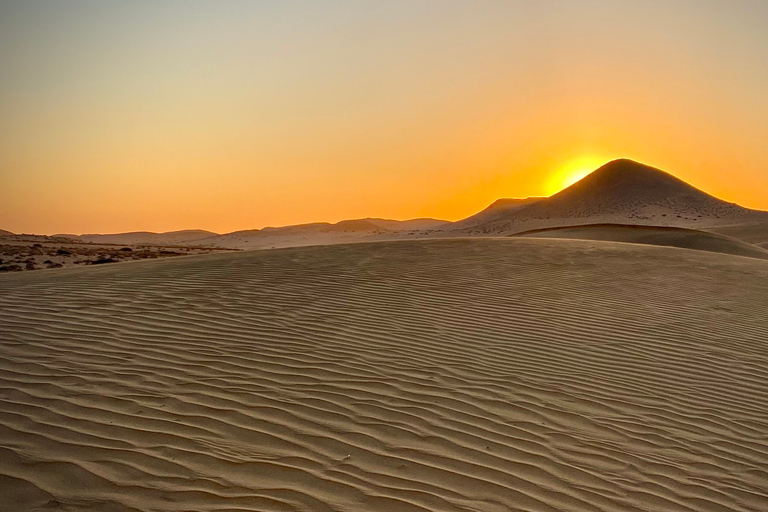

{"left": 1, "top": 239, "right": 767, "bottom": 512}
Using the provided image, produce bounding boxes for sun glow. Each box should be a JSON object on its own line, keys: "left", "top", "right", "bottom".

{"left": 545, "top": 157, "right": 607, "bottom": 196}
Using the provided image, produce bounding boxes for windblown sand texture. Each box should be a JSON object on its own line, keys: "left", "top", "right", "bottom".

{"left": 514, "top": 224, "right": 768, "bottom": 260}
{"left": 1, "top": 239, "right": 768, "bottom": 512}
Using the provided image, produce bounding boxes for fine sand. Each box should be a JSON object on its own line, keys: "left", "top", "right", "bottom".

{"left": 707, "top": 222, "right": 768, "bottom": 246}
{"left": 513, "top": 223, "right": 768, "bottom": 260}
{"left": 1, "top": 239, "right": 768, "bottom": 512}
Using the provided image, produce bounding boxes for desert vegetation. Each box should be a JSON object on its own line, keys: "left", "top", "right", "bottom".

{"left": 0, "top": 243, "right": 236, "bottom": 272}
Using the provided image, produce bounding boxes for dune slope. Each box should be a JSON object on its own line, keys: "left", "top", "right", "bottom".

{"left": 1, "top": 239, "right": 768, "bottom": 512}
{"left": 452, "top": 198, "right": 544, "bottom": 229}
{"left": 707, "top": 222, "right": 768, "bottom": 246}
{"left": 458, "top": 159, "right": 768, "bottom": 235}
{"left": 514, "top": 223, "right": 768, "bottom": 260}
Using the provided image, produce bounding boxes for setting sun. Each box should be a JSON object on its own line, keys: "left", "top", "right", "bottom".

{"left": 545, "top": 157, "right": 608, "bottom": 196}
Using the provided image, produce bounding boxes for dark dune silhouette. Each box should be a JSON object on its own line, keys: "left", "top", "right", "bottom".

{"left": 0, "top": 229, "right": 14, "bottom": 236}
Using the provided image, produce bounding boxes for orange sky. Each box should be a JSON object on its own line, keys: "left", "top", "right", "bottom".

{"left": 2, "top": 1, "right": 767, "bottom": 235}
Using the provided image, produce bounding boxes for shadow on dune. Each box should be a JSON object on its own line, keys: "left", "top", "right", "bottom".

{"left": 512, "top": 223, "right": 768, "bottom": 260}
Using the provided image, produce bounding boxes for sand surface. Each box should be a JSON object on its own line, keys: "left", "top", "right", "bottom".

{"left": 514, "top": 224, "right": 768, "bottom": 260}
{"left": 1, "top": 239, "right": 768, "bottom": 512}
{"left": 707, "top": 222, "right": 768, "bottom": 246}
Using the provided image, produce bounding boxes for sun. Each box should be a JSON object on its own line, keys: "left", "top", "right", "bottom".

{"left": 545, "top": 157, "right": 606, "bottom": 196}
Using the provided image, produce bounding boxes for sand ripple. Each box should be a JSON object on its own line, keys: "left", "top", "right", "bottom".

{"left": 1, "top": 239, "right": 767, "bottom": 511}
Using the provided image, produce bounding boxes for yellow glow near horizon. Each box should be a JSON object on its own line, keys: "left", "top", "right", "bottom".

{"left": 545, "top": 157, "right": 608, "bottom": 196}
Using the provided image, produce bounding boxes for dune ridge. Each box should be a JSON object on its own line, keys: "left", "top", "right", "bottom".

{"left": 707, "top": 222, "right": 768, "bottom": 246}
{"left": 72, "top": 230, "right": 219, "bottom": 245}
{"left": 1, "top": 239, "right": 768, "bottom": 511}
{"left": 513, "top": 223, "right": 768, "bottom": 260}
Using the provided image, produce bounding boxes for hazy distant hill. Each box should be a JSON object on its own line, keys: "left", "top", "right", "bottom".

{"left": 10, "top": 218, "right": 448, "bottom": 250}
{"left": 187, "top": 218, "right": 449, "bottom": 249}
{"left": 514, "top": 223, "right": 768, "bottom": 261}
{"left": 364, "top": 218, "right": 448, "bottom": 231}
{"left": 72, "top": 230, "right": 219, "bottom": 245}
{"left": 458, "top": 159, "right": 768, "bottom": 235}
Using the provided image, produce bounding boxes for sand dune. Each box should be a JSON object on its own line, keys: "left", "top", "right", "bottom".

{"left": 188, "top": 219, "right": 448, "bottom": 250}
{"left": 452, "top": 198, "right": 543, "bottom": 229}
{"left": 163, "top": 219, "right": 448, "bottom": 249}
{"left": 192, "top": 222, "right": 388, "bottom": 250}
{"left": 1, "top": 239, "right": 768, "bottom": 511}
{"left": 363, "top": 218, "right": 448, "bottom": 231}
{"left": 514, "top": 223, "right": 768, "bottom": 260}
{"left": 71, "top": 230, "right": 219, "bottom": 245}
{"left": 707, "top": 222, "right": 768, "bottom": 246}
{"left": 455, "top": 159, "right": 768, "bottom": 235}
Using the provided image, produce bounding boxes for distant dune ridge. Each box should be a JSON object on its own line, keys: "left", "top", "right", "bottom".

{"left": 363, "top": 217, "right": 448, "bottom": 231}
{"left": 0, "top": 218, "right": 448, "bottom": 249}
{"left": 70, "top": 229, "right": 219, "bottom": 245}
{"left": 1, "top": 239, "right": 767, "bottom": 511}
{"left": 183, "top": 218, "right": 449, "bottom": 250}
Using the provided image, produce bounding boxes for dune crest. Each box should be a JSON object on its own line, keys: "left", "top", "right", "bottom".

{"left": 456, "top": 159, "right": 768, "bottom": 235}
{"left": 74, "top": 230, "right": 219, "bottom": 245}
{"left": 514, "top": 223, "right": 768, "bottom": 260}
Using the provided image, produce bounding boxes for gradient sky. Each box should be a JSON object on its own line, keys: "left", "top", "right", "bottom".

{"left": 2, "top": 0, "right": 768, "bottom": 234}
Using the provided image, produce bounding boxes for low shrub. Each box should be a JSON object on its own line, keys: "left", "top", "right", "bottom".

{"left": 91, "top": 258, "right": 118, "bottom": 265}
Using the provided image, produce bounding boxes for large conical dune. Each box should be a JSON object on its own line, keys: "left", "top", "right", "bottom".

{"left": 458, "top": 159, "right": 768, "bottom": 235}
